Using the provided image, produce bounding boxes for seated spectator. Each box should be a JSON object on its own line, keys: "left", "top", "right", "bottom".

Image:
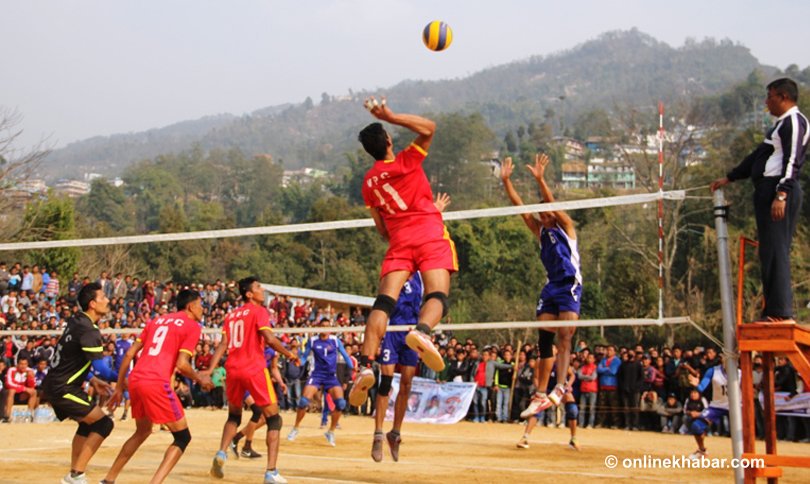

{"left": 4, "top": 357, "right": 38, "bottom": 422}
{"left": 658, "top": 393, "right": 683, "bottom": 433}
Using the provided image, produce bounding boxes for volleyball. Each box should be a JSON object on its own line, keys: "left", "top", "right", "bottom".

{"left": 422, "top": 20, "right": 453, "bottom": 52}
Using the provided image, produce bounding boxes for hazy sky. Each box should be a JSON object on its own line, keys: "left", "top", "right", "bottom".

{"left": 3, "top": 0, "right": 809, "bottom": 150}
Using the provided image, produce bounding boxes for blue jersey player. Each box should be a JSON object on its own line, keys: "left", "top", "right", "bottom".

{"left": 371, "top": 271, "right": 423, "bottom": 463}
{"left": 287, "top": 318, "right": 353, "bottom": 446}
{"left": 500, "top": 154, "right": 581, "bottom": 418}
{"left": 113, "top": 333, "right": 134, "bottom": 421}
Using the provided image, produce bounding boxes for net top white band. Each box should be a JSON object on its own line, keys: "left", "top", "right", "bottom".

{"left": 0, "top": 190, "right": 685, "bottom": 251}
{"left": 0, "top": 316, "right": 691, "bottom": 336}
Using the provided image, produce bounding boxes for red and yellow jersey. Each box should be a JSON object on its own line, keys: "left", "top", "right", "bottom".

{"left": 131, "top": 311, "right": 201, "bottom": 383}
{"left": 222, "top": 302, "right": 272, "bottom": 375}
{"left": 362, "top": 144, "right": 446, "bottom": 247}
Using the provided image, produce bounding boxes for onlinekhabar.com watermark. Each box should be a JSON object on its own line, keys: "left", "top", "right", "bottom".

{"left": 604, "top": 454, "right": 764, "bottom": 470}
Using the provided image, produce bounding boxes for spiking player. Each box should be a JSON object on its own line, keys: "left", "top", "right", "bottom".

{"left": 42, "top": 283, "right": 116, "bottom": 484}
{"left": 499, "top": 154, "right": 582, "bottom": 418}
{"left": 206, "top": 277, "right": 299, "bottom": 484}
{"left": 101, "top": 290, "right": 213, "bottom": 484}
{"left": 349, "top": 97, "right": 458, "bottom": 408}
{"left": 287, "top": 318, "right": 353, "bottom": 446}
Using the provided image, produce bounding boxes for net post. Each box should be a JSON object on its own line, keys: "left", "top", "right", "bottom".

{"left": 713, "top": 188, "right": 744, "bottom": 484}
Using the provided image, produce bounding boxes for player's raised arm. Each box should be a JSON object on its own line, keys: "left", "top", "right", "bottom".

{"left": 500, "top": 157, "right": 541, "bottom": 236}
{"left": 364, "top": 96, "right": 435, "bottom": 153}
{"left": 527, "top": 153, "right": 575, "bottom": 239}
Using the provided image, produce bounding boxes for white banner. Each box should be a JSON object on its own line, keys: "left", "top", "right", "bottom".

{"left": 773, "top": 392, "right": 810, "bottom": 418}
{"left": 384, "top": 374, "right": 476, "bottom": 424}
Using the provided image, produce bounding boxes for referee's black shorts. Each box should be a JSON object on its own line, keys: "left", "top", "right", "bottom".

{"left": 45, "top": 385, "right": 95, "bottom": 421}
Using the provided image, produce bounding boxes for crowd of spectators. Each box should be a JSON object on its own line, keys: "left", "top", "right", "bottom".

{"left": 0, "top": 261, "right": 807, "bottom": 444}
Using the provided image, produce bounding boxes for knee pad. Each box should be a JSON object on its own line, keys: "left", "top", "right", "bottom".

{"left": 250, "top": 404, "right": 263, "bottom": 423}
{"left": 538, "top": 330, "right": 555, "bottom": 359}
{"left": 227, "top": 412, "right": 242, "bottom": 426}
{"left": 171, "top": 428, "right": 192, "bottom": 452}
{"left": 377, "top": 374, "right": 394, "bottom": 397}
{"left": 565, "top": 402, "right": 578, "bottom": 421}
{"left": 266, "top": 413, "right": 282, "bottom": 431}
{"left": 334, "top": 398, "right": 347, "bottom": 411}
{"left": 297, "top": 397, "right": 310, "bottom": 409}
{"left": 372, "top": 294, "right": 397, "bottom": 317}
{"left": 76, "top": 422, "right": 92, "bottom": 437}
{"left": 423, "top": 292, "right": 449, "bottom": 318}
{"left": 88, "top": 416, "right": 114, "bottom": 438}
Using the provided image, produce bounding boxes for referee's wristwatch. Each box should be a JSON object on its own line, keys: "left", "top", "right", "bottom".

{"left": 776, "top": 192, "right": 787, "bottom": 202}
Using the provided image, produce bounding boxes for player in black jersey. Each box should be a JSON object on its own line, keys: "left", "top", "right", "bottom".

{"left": 43, "top": 283, "right": 116, "bottom": 484}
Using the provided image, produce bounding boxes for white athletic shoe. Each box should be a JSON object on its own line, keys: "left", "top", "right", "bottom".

{"left": 61, "top": 473, "right": 88, "bottom": 484}
{"left": 520, "top": 392, "right": 553, "bottom": 419}
{"left": 287, "top": 427, "right": 299, "bottom": 441}
{"left": 264, "top": 469, "right": 288, "bottom": 484}
{"left": 348, "top": 367, "right": 375, "bottom": 407}
{"left": 516, "top": 436, "right": 529, "bottom": 449}
{"left": 406, "top": 330, "right": 445, "bottom": 371}
{"left": 548, "top": 384, "right": 566, "bottom": 406}
{"left": 325, "top": 430, "right": 336, "bottom": 447}
{"left": 689, "top": 449, "right": 707, "bottom": 460}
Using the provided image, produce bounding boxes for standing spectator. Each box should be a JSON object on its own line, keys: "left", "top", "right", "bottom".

{"left": 20, "top": 266, "right": 33, "bottom": 293}
{"left": 775, "top": 357, "right": 798, "bottom": 441}
{"left": 620, "top": 350, "right": 644, "bottom": 431}
{"left": 211, "top": 362, "right": 227, "bottom": 409}
{"left": 577, "top": 352, "right": 598, "bottom": 428}
{"left": 0, "top": 262, "right": 9, "bottom": 294}
{"left": 283, "top": 345, "right": 304, "bottom": 409}
{"left": 597, "top": 345, "right": 621, "bottom": 428}
{"left": 8, "top": 266, "right": 21, "bottom": 292}
{"left": 112, "top": 273, "right": 128, "bottom": 300}
{"left": 31, "top": 266, "right": 43, "bottom": 294}
{"left": 710, "top": 78, "right": 808, "bottom": 321}
{"left": 470, "top": 348, "right": 488, "bottom": 422}
{"left": 67, "top": 273, "right": 82, "bottom": 295}
{"left": 494, "top": 349, "right": 515, "bottom": 423}
{"left": 97, "top": 271, "right": 113, "bottom": 300}
{"left": 45, "top": 270, "right": 60, "bottom": 305}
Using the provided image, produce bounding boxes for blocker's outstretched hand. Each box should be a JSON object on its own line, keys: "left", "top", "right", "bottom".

{"left": 526, "top": 153, "right": 550, "bottom": 180}
{"left": 500, "top": 157, "right": 514, "bottom": 181}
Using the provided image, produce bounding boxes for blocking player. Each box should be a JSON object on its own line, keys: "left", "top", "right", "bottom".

{"left": 287, "top": 318, "right": 353, "bottom": 446}
{"left": 112, "top": 332, "right": 133, "bottom": 421}
{"left": 516, "top": 365, "right": 580, "bottom": 451}
{"left": 206, "top": 277, "right": 299, "bottom": 484}
{"left": 101, "top": 290, "right": 213, "bottom": 484}
{"left": 349, "top": 97, "right": 458, "bottom": 407}
{"left": 42, "top": 283, "right": 116, "bottom": 484}
{"left": 500, "top": 154, "right": 581, "bottom": 418}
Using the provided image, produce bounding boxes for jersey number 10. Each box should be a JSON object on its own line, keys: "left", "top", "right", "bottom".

{"left": 228, "top": 320, "right": 245, "bottom": 349}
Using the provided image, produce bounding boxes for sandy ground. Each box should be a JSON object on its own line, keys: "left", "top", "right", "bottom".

{"left": 0, "top": 408, "right": 806, "bottom": 483}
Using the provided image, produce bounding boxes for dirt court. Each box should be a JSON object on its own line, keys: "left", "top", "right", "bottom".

{"left": 0, "top": 408, "right": 805, "bottom": 483}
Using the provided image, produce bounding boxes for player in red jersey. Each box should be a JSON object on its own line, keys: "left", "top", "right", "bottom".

{"left": 206, "top": 276, "right": 299, "bottom": 484}
{"left": 348, "top": 97, "right": 458, "bottom": 407}
{"left": 101, "top": 290, "right": 212, "bottom": 484}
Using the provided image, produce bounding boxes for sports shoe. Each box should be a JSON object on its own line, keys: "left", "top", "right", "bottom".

{"left": 520, "top": 392, "right": 553, "bottom": 419}
{"left": 324, "top": 430, "right": 336, "bottom": 447}
{"left": 286, "top": 427, "right": 299, "bottom": 442}
{"left": 548, "top": 384, "right": 566, "bottom": 406}
{"left": 386, "top": 431, "right": 402, "bottom": 461}
{"left": 348, "top": 367, "right": 375, "bottom": 407}
{"left": 61, "top": 473, "right": 88, "bottom": 484}
{"left": 229, "top": 436, "right": 240, "bottom": 459}
{"left": 263, "top": 469, "right": 288, "bottom": 484}
{"left": 210, "top": 450, "right": 227, "bottom": 479}
{"left": 568, "top": 438, "right": 580, "bottom": 451}
{"left": 406, "top": 330, "right": 445, "bottom": 371}
{"left": 516, "top": 436, "right": 529, "bottom": 449}
{"left": 241, "top": 447, "right": 262, "bottom": 459}
{"left": 689, "top": 449, "right": 707, "bottom": 460}
{"left": 371, "top": 432, "right": 384, "bottom": 462}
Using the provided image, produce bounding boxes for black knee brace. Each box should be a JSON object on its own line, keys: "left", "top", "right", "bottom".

{"left": 538, "top": 329, "right": 555, "bottom": 359}
{"left": 377, "top": 374, "right": 394, "bottom": 397}
{"left": 266, "top": 413, "right": 282, "bottom": 431}
{"left": 227, "top": 412, "right": 242, "bottom": 426}
{"left": 88, "top": 416, "right": 114, "bottom": 438}
{"left": 76, "top": 422, "right": 92, "bottom": 437}
{"left": 250, "top": 404, "right": 263, "bottom": 423}
{"left": 423, "top": 292, "right": 449, "bottom": 318}
{"left": 171, "top": 428, "right": 192, "bottom": 452}
{"left": 372, "top": 294, "right": 397, "bottom": 317}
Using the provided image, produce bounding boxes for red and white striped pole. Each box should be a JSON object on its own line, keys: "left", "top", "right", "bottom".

{"left": 658, "top": 102, "right": 665, "bottom": 320}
